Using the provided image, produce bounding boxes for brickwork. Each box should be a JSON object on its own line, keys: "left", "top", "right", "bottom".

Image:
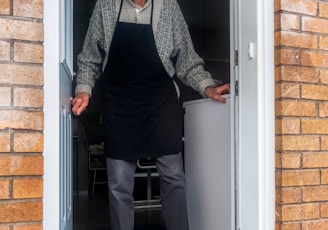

{"left": 0, "top": 0, "right": 44, "bottom": 229}
{"left": 275, "top": 0, "right": 328, "bottom": 228}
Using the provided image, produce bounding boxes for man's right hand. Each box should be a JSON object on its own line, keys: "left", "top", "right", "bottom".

{"left": 72, "top": 92, "right": 90, "bottom": 116}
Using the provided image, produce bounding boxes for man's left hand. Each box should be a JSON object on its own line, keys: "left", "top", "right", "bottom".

{"left": 205, "top": 83, "right": 230, "bottom": 103}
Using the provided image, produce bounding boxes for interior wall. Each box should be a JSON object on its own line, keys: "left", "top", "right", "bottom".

{"left": 73, "top": 0, "right": 98, "bottom": 191}
{"left": 176, "top": 0, "right": 230, "bottom": 102}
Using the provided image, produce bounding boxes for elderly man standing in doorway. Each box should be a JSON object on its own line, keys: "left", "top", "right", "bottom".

{"left": 72, "top": 0, "right": 230, "bottom": 229}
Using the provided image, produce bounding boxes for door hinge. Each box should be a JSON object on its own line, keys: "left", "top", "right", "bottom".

{"left": 235, "top": 80, "right": 239, "bottom": 96}
{"left": 234, "top": 50, "right": 239, "bottom": 66}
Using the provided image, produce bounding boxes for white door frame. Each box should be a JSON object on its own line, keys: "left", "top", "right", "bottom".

{"left": 43, "top": 0, "right": 65, "bottom": 228}
{"left": 43, "top": 0, "right": 275, "bottom": 229}
{"left": 235, "top": 0, "right": 275, "bottom": 229}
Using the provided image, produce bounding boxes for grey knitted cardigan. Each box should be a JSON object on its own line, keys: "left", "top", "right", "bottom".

{"left": 75, "top": 0, "right": 217, "bottom": 97}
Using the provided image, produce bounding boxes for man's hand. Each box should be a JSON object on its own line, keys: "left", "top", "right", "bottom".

{"left": 205, "top": 83, "right": 230, "bottom": 103}
{"left": 71, "top": 92, "right": 90, "bottom": 116}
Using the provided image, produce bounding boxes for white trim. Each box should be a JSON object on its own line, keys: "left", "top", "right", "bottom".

{"left": 237, "top": 0, "right": 274, "bottom": 229}
{"left": 259, "top": 0, "right": 275, "bottom": 229}
{"left": 43, "top": 0, "right": 61, "bottom": 229}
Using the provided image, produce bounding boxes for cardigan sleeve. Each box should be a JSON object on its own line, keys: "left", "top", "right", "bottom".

{"left": 75, "top": 0, "right": 106, "bottom": 96}
{"left": 169, "top": 0, "right": 218, "bottom": 96}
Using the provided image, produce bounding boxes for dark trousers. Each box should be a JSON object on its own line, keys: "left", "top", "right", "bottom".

{"left": 106, "top": 153, "right": 189, "bottom": 230}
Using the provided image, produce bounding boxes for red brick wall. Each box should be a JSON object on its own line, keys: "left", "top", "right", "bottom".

{"left": 275, "top": 0, "right": 328, "bottom": 229}
{"left": 0, "top": 0, "right": 44, "bottom": 229}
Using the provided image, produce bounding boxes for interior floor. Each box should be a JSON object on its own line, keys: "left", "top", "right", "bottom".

{"left": 73, "top": 179, "right": 166, "bottom": 230}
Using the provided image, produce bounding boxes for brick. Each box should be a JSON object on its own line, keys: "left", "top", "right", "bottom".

{"left": 275, "top": 49, "right": 300, "bottom": 65}
{"left": 0, "top": 179, "right": 10, "bottom": 200}
{"left": 303, "top": 186, "right": 328, "bottom": 202}
{"left": 0, "top": 64, "right": 43, "bottom": 86}
{"left": 280, "top": 222, "right": 301, "bottom": 230}
{"left": 280, "top": 136, "right": 319, "bottom": 151}
{"left": 321, "top": 203, "right": 328, "bottom": 218}
{"left": 14, "top": 132, "right": 43, "bottom": 153}
{"left": 275, "top": 14, "right": 281, "bottom": 31}
{"left": 275, "top": 31, "right": 317, "bottom": 49}
{"left": 276, "top": 119, "right": 282, "bottom": 134}
{"left": 13, "top": 0, "right": 43, "bottom": 19}
{"left": 320, "top": 2, "right": 328, "bottom": 18}
{"left": 14, "top": 43, "right": 43, "bottom": 64}
{"left": 320, "top": 70, "right": 328, "bottom": 84}
{"left": 275, "top": 101, "right": 316, "bottom": 117}
{"left": 278, "top": 187, "right": 302, "bottom": 204}
{"left": 0, "top": 18, "right": 43, "bottom": 42}
{"left": 0, "top": 201, "right": 42, "bottom": 222}
{"left": 320, "top": 36, "right": 328, "bottom": 51}
{"left": 276, "top": 171, "right": 282, "bottom": 186}
{"left": 0, "top": 226, "right": 10, "bottom": 230}
{"left": 276, "top": 118, "right": 300, "bottom": 135}
{"left": 0, "top": 156, "right": 43, "bottom": 176}
{"left": 0, "top": 0, "right": 10, "bottom": 15}
{"left": 276, "top": 204, "right": 282, "bottom": 221}
{"left": 275, "top": 66, "right": 319, "bottom": 83}
{"left": 278, "top": 0, "right": 317, "bottom": 16}
{"left": 301, "top": 51, "right": 328, "bottom": 68}
{"left": 319, "top": 102, "right": 328, "bottom": 114}
{"left": 0, "top": 87, "right": 11, "bottom": 107}
{"left": 281, "top": 203, "right": 319, "bottom": 221}
{"left": 302, "top": 220, "right": 328, "bottom": 230}
{"left": 281, "top": 153, "right": 301, "bottom": 169}
{"left": 322, "top": 137, "right": 328, "bottom": 150}
{"left": 303, "top": 16, "right": 328, "bottom": 34}
{"left": 0, "top": 40, "right": 10, "bottom": 61}
{"left": 276, "top": 13, "right": 300, "bottom": 31}
{"left": 276, "top": 83, "right": 300, "bottom": 99}
{"left": 13, "top": 88, "right": 43, "bottom": 108}
{"left": 0, "top": 110, "right": 43, "bottom": 130}
{"left": 281, "top": 170, "right": 320, "bottom": 186}
{"left": 322, "top": 170, "right": 328, "bottom": 186}
{"left": 302, "top": 85, "right": 328, "bottom": 101}
{"left": 276, "top": 153, "right": 282, "bottom": 169}
{"left": 13, "top": 178, "right": 43, "bottom": 199}
{"left": 0, "top": 132, "right": 10, "bottom": 152}
{"left": 303, "top": 152, "right": 328, "bottom": 168}
{"left": 276, "top": 136, "right": 283, "bottom": 152}
{"left": 274, "top": 0, "right": 281, "bottom": 12}
{"left": 13, "top": 224, "right": 42, "bottom": 230}
{"left": 302, "top": 120, "right": 328, "bottom": 134}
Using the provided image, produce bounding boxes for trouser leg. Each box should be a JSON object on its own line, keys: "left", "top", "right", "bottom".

{"left": 156, "top": 153, "right": 189, "bottom": 230}
{"left": 106, "top": 157, "right": 137, "bottom": 230}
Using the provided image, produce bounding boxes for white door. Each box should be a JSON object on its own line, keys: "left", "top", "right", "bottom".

{"left": 44, "top": 0, "right": 74, "bottom": 229}
{"left": 59, "top": 0, "right": 74, "bottom": 229}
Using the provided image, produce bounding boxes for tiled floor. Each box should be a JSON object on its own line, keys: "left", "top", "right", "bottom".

{"left": 73, "top": 180, "right": 166, "bottom": 230}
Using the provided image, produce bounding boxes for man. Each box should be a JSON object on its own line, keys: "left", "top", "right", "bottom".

{"left": 72, "top": 0, "right": 230, "bottom": 229}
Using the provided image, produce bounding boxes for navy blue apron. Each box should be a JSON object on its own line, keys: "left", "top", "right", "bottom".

{"left": 102, "top": 0, "right": 183, "bottom": 160}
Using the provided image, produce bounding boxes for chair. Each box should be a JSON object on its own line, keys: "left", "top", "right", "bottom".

{"left": 88, "top": 143, "right": 107, "bottom": 194}
{"left": 134, "top": 158, "right": 161, "bottom": 209}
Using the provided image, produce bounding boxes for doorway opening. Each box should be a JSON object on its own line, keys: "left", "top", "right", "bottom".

{"left": 72, "top": 0, "right": 231, "bottom": 229}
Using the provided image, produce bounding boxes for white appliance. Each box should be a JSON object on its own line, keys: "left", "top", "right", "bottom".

{"left": 184, "top": 96, "right": 232, "bottom": 230}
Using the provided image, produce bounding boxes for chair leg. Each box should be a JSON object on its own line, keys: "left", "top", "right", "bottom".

{"left": 147, "top": 168, "right": 152, "bottom": 201}
{"left": 92, "top": 169, "right": 97, "bottom": 194}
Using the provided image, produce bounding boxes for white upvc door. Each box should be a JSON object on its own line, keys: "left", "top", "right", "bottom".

{"left": 44, "top": 0, "right": 74, "bottom": 229}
